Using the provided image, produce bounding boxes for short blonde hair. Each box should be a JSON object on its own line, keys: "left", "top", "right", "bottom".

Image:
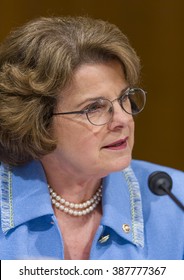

{"left": 0, "top": 16, "right": 140, "bottom": 165}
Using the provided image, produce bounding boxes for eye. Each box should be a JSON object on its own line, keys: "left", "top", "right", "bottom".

{"left": 86, "top": 100, "right": 105, "bottom": 113}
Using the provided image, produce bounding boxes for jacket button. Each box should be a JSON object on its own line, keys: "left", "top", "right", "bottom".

{"left": 98, "top": 234, "right": 110, "bottom": 243}
{"left": 122, "top": 224, "right": 131, "bottom": 233}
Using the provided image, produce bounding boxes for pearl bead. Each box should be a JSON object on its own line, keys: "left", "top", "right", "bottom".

{"left": 60, "top": 198, "right": 65, "bottom": 204}
{"left": 83, "top": 202, "right": 87, "bottom": 208}
{"left": 69, "top": 209, "right": 74, "bottom": 215}
{"left": 52, "top": 192, "right": 56, "bottom": 198}
{"left": 52, "top": 198, "right": 56, "bottom": 204}
{"left": 55, "top": 202, "right": 60, "bottom": 208}
{"left": 59, "top": 205, "right": 64, "bottom": 210}
{"left": 65, "top": 201, "right": 69, "bottom": 206}
{"left": 86, "top": 200, "right": 91, "bottom": 206}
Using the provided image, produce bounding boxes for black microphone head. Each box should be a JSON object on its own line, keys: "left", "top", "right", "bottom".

{"left": 148, "top": 171, "right": 173, "bottom": 196}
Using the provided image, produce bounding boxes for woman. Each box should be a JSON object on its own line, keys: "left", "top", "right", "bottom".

{"left": 0, "top": 16, "right": 184, "bottom": 260}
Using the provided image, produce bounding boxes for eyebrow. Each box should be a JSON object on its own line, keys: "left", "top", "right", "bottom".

{"left": 76, "top": 86, "right": 130, "bottom": 108}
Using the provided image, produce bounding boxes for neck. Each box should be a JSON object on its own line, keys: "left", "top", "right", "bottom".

{"left": 40, "top": 156, "right": 102, "bottom": 204}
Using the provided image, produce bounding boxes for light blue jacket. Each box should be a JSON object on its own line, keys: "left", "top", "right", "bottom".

{"left": 0, "top": 159, "right": 184, "bottom": 259}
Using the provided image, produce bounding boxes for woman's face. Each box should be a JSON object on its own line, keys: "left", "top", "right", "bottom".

{"left": 51, "top": 60, "right": 134, "bottom": 179}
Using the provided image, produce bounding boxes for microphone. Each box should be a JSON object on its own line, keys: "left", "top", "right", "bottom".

{"left": 148, "top": 171, "right": 184, "bottom": 211}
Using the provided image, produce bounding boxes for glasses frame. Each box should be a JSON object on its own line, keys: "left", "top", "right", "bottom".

{"left": 52, "top": 87, "right": 146, "bottom": 126}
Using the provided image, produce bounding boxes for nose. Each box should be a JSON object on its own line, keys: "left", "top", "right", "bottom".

{"left": 108, "top": 101, "right": 133, "bottom": 130}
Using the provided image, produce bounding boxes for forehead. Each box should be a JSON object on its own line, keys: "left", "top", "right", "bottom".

{"left": 58, "top": 61, "right": 128, "bottom": 107}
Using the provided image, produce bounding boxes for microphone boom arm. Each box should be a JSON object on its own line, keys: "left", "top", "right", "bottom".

{"left": 159, "top": 184, "right": 184, "bottom": 211}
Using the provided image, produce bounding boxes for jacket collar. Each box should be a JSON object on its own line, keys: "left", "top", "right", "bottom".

{"left": 101, "top": 166, "right": 144, "bottom": 247}
{"left": 0, "top": 160, "right": 53, "bottom": 234}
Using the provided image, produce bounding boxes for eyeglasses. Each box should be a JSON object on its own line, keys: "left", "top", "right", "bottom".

{"left": 53, "top": 87, "right": 146, "bottom": 126}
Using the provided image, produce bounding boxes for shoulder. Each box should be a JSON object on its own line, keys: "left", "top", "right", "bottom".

{"left": 130, "top": 161, "right": 184, "bottom": 259}
{"left": 131, "top": 159, "right": 184, "bottom": 178}
{"left": 131, "top": 159, "right": 184, "bottom": 201}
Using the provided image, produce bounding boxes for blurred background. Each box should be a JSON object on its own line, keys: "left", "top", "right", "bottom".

{"left": 0, "top": 0, "right": 183, "bottom": 170}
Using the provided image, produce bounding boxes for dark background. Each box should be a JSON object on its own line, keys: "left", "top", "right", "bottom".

{"left": 0, "top": 0, "right": 183, "bottom": 170}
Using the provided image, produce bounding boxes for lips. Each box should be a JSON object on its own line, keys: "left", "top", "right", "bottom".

{"left": 103, "top": 137, "right": 128, "bottom": 150}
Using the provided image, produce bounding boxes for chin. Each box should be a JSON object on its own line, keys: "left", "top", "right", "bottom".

{"left": 105, "top": 155, "right": 132, "bottom": 175}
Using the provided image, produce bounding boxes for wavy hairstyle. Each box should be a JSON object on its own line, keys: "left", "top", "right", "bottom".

{"left": 0, "top": 16, "right": 140, "bottom": 165}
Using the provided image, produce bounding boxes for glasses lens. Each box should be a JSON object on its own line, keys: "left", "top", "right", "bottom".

{"left": 87, "top": 99, "right": 113, "bottom": 125}
{"left": 121, "top": 88, "right": 146, "bottom": 115}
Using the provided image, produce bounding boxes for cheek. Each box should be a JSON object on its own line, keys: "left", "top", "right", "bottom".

{"left": 131, "top": 119, "right": 135, "bottom": 137}
{"left": 52, "top": 118, "right": 101, "bottom": 152}
{"left": 128, "top": 119, "right": 135, "bottom": 149}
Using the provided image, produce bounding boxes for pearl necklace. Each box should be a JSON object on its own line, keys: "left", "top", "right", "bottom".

{"left": 49, "top": 185, "right": 102, "bottom": 217}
